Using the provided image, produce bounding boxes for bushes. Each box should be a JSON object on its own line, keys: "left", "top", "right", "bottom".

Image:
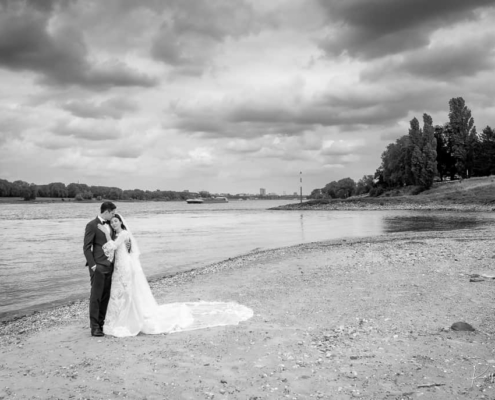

{"left": 405, "top": 186, "right": 427, "bottom": 195}
{"left": 369, "top": 187, "right": 385, "bottom": 197}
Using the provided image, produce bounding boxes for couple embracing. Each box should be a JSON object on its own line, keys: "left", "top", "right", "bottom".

{"left": 83, "top": 202, "right": 253, "bottom": 338}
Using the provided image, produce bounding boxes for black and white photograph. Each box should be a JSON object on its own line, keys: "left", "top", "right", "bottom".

{"left": 1, "top": 0, "right": 495, "bottom": 398}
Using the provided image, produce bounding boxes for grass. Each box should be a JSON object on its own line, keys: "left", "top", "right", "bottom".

{"left": 309, "top": 175, "right": 495, "bottom": 206}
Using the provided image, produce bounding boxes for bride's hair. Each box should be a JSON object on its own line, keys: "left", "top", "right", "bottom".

{"left": 113, "top": 214, "right": 127, "bottom": 230}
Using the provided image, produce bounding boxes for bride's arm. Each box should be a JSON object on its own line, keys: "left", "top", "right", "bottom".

{"left": 103, "top": 230, "right": 130, "bottom": 251}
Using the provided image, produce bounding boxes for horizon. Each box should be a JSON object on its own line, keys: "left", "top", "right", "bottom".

{"left": 1, "top": 1, "right": 495, "bottom": 194}
{"left": 0, "top": 176, "right": 310, "bottom": 197}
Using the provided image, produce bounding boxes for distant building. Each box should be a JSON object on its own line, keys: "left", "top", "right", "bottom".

{"left": 260, "top": 188, "right": 266, "bottom": 196}
{"left": 293, "top": 192, "right": 298, "bottom": 196}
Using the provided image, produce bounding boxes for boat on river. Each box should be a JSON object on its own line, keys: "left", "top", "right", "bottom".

{"left": 186, "top": 198, "right": 204, "bottom": 204}
{"left": 186, "top": 196, "right": 228, "bottom": 204}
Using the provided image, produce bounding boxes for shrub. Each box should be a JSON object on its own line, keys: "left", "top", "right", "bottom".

{"left": 409, "top": 186, "right": 426, "bottom": 195}
{"left": 369, "top": 187, "right": 385, "bottom": 197}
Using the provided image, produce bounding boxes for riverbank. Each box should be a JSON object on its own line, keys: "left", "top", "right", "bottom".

{"left": 2, "top": 227, "right": 495, "bottom": 399}
{"left": 271, "top": 200, "right": 495, "bottom": 212}
{"left": 274, "top": 176, "right": 495, "bottom": 212}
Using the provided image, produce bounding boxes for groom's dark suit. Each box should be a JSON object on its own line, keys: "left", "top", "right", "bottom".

{"left": 83, "top": 217, "right": 114, "bottom": 332}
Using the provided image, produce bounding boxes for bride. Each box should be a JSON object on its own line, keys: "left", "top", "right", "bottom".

{"left": 97, "top": 214, "right": 253, "bottom": 337}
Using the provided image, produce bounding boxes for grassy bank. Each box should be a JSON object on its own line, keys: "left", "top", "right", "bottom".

{"left": 274, "top": 176, "right": 495, "bottom": 211}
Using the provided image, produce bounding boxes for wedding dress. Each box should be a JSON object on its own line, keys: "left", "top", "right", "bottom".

{"left": 102, "top": 227, "right": 253, "bottom": 338}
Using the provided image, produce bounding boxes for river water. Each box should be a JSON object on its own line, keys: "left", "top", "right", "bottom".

{"left": 1, "top": 200, "right": 492, "bottom": 320}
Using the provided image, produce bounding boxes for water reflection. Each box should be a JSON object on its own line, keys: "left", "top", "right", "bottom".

{"left": 299, "top": 213, "right": 305, "bottom": 242}
{"left": 383, "top": 212, "right": 491, "bottom": 233}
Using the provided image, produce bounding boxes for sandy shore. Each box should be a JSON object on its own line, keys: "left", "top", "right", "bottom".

{"left": 1, "top": 227, "right": 495, "bottom": 400}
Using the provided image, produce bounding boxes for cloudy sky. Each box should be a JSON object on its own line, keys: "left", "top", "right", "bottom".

{"left": 1, "top": 0, "right": 495, "bottom": 195}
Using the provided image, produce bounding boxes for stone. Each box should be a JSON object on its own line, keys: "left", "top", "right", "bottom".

{"left": 451, "top": 322, "right": 475, "bottom": 332}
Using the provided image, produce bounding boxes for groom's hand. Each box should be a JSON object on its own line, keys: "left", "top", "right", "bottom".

{"left": 126, "top": 241, "right": 132, "bottom": 253}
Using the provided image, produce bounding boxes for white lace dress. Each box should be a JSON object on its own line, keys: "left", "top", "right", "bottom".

{"left": 102, "top": 230, "right": 253, "bottom": 337}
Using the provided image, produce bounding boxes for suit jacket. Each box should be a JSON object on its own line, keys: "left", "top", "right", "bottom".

{"left": 83, "top": 217, "right": 114, "bottom": 272}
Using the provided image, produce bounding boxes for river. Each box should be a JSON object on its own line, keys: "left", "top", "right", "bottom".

{"left": 1, "top": 199, "right": 492, "bottom": 320}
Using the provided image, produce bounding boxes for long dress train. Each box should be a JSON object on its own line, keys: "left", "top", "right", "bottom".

{"left": 102, "top": 230, "right": 253, "bottom": 337}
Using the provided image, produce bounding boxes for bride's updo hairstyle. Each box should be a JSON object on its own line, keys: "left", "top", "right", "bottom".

{"left": 113, "top": 214, "right": 127, "bottom": 230}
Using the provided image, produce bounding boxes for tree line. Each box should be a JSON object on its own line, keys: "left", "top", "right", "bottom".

{"left": 0, "top": 180, "right": 288, "bottom": 202}
{"left": 310, "top": 97, "right": 495, "bottom": 199}
{"left": 0, "top": 180, "right": 204, "bottom": 201}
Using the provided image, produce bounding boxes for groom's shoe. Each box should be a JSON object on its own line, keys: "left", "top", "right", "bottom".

{"left": 91, "top": 328, "right": 104, "bottom": 337}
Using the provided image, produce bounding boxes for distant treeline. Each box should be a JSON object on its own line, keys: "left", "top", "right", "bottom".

{"left": 0, "top": 180, "right": 290, "bottom": 202}
{"left": 310, "top": 97, "right": 495, "bottom": 199}
{"left": 0, "top": 180, "right": 206, "bottom": 201}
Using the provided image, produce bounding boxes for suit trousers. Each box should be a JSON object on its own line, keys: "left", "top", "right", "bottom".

{"left": 88, "top": 265, "right": 113, "bottom": 330}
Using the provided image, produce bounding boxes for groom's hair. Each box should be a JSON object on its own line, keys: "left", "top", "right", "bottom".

{"left": 100, "top": 202, "right": 117, "bottom": 213}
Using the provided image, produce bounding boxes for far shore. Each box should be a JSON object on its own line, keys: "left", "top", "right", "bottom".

{"left": 0, "top": 197, "right": 179, "bottom": 204}
{"left": 271, "top": 200, "right": 495, "bottom": 212}
{"left": 2, "top": 195, "right": 494, "bottom": 212}
{"left": 1, "top": 227, "right": 494, "bottom": 399}
{"left": 0, "top": 197, "right": 293, "bottom": 204}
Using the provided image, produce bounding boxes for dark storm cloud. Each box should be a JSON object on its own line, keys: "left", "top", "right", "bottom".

{"left": 62, "top": 98, "right": 139, "bottom": 119}
{"left": 173, "top": 98, "right": 408, "bottom": 138}
{"left": 151, "top": 0, "right": 259, "bottom": 74}
{"left": 361, "top": 35, "right": 495, "bottom": 81}
{"left": 398, "top": 40, "right": 495, "bottom": 80}
{"left": 171, "top": 78, "right": 463, "bottom": 140}
{"left": 0, "top": 1, "right": 157, "bottom": 89}
{"left": 317, "top": 0, "right": 495, "bottom": 59}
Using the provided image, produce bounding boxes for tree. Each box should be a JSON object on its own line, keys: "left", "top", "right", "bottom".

{"left": 408, "top": 117, "right": 424, "bottom": 185}
{"left": 23, "top": 184, "right": 37, "bottom": 201}
{"left": 473, "top": 126, "right": 495, "bottom": 176}
{"left": 380, "top": 136, "right": 411, "bottom": 187}
{"left": 309, "top": 188, "right": 323, "bottom": 199}
{"left": 321, "top": 178, "right": 356, "bottom": 199}
{"left": 67, "top": 183, "right": 90, "bottom": 198}
{"left": 0, "top": 179, "right": 12, "bottom": 196}
{"left": 406, "top": 115, "right": 437, "bottom": 189}
{"left": 48, "top": 182, "right": 68, "bottom": 198}
{"left": 107, "top": 188, "right": 122, "bottom": 200}
{"left": 36, "top": 184, "right": 49, "bottom": 197}
{"left": 12, "top": 180, "right": 30, "bottom": 197}
{"left": 81, "top": 191, "right": 93, "bottom": 200}
{"left": 322, "top": 181, "right": 338, "bottom": 198}
{"left": 336, "top": 177, "right": 356, "bottom": 198}
{"left": 355, "top": 175, "right": 374, "bottom": 195}
{"left": 434, "top": 124, "right": 456, "bottom": 181}
{"left": 448, "top": 97, "right": 477, "bottom": 178}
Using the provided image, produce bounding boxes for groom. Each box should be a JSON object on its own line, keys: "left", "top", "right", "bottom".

{"left": 83, "top": 201, "right": 117, "bottom": 337}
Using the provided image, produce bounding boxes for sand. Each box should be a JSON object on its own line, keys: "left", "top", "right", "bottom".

{"left": 1, "top": 227, "right": 495, "bottom": 400}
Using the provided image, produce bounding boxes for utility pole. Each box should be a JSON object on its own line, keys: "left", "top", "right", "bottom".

{"left": 300, "top": 171, "right": 302, "bottom": 204}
